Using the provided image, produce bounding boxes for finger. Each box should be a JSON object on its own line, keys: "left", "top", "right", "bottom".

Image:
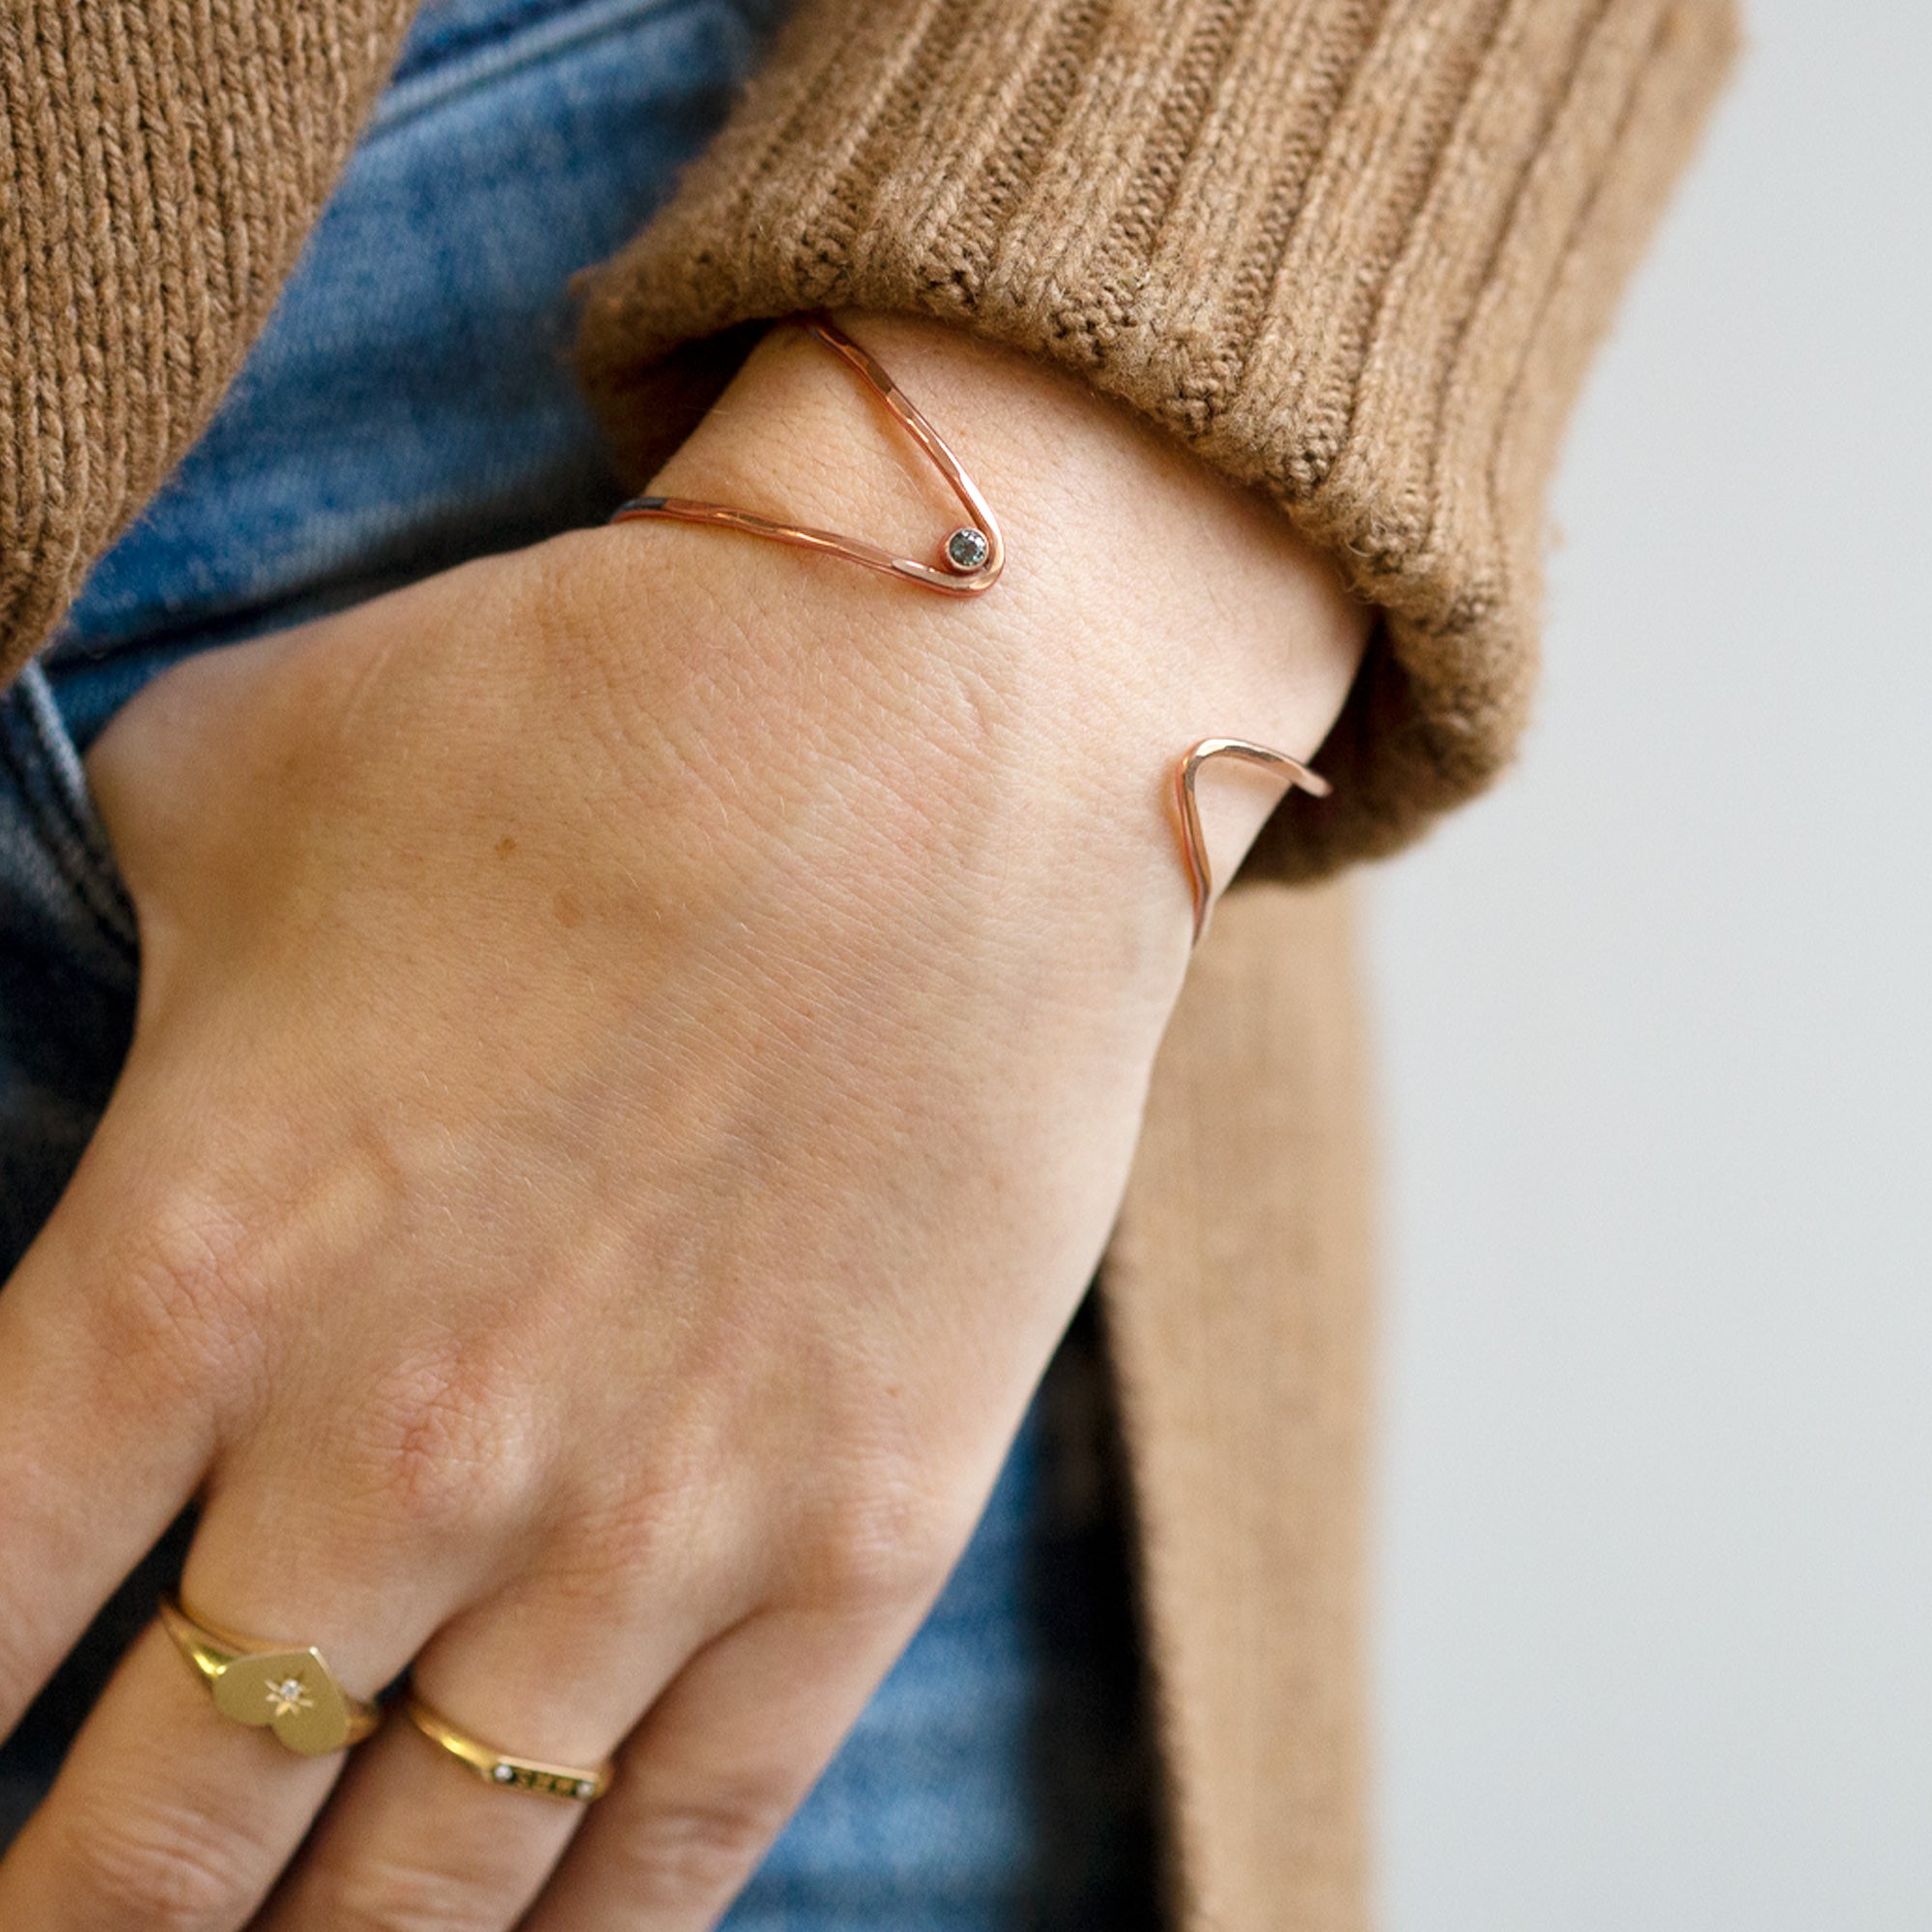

{"left": 0, "top": 1461, "right": 467, "bottom": 1932}
{"left": 0, "top": 1620, "right": 341, "bottom": 1931}
{"left": 255, "top": 1563, "right": 719, "bottom": 1932}
{"left": 523, "top": 1600, "right": 928, "bottom": 1932}
{"left": 0, "top": 1144, "right": 223, "bottom": 1741}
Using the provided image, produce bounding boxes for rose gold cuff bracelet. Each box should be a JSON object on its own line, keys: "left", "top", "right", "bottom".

{"left": 609, "top": 313, "right": 1331, "bottom": 948}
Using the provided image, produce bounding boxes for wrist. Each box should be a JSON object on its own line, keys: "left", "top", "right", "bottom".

{"left": 569, "top": 308, "right": 1369, "bottom": 956}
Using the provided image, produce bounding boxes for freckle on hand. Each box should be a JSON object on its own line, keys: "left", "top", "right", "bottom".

{"left": 496, "top": 835, "right": 517, "bottom": 859}
{"left": 553, "top": 890, "right": 584, "bottom": 928}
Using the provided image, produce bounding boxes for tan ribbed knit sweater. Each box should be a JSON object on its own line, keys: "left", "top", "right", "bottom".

{"left": 1, "top": 2, "right": 1733, "bottom": 1925}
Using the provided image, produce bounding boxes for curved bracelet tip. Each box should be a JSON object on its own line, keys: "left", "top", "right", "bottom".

{"left": 1176, "top": 737, "right": 1332, "bottom": 949}
{"left": 609, "top": 316, "right": 1336, "bottom": 955}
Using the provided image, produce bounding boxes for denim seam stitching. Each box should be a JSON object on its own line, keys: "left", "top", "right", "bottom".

{"left": 11, "top": 739, "right": 137, "bottom": 963}
{"left": 18, "top": 698, "right": 136, "bottom": 952}
{"left": 0, "top": 723, "right": 125, "bottom": 957}
{"left": 3, "top": 674, "right": 139, "bottom": 963}
{"left": 370, "top": 0, "right": 706, "bottom": 134}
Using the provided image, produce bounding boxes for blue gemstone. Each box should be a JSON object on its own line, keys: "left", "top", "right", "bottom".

{"left": 945, "top": 526, "right": 990, "bottom": 571}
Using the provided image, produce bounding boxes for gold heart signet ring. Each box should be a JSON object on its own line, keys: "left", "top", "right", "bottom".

{"left": 159, "top": 1597, "right": 383, "bottom": 1757}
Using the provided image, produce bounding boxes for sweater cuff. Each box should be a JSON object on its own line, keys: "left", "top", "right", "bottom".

{"left": 0, "top": 0, "right": 413, "bottom": 686}
{"left": 575, "top": 0, "right": 1737, "bottom": 880}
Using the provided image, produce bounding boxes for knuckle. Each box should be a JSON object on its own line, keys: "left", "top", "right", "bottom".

{"left": 794, "top": 1473, "right": 957, "bottom": 1616}
{"left": 305, "top": 1850, "right": 514, "bottom": 1932}
{"left": 609, "top": 1779, "right": 794, "bottom": 1908}
{"left": 89, "top": 1180, "right": 266, "bottom": 1401}
{"left": 344, "top": 1345, "right": 543, "bottom": 1544}
{"left": 549, "top": 1466, "right": 702, "bottom": 1603}
{"left": 520, "top": 1533, "right": 653, "bottom": 1633}
{"left": 507, "top": 1475, "right": 696, "bottom": 1639}
{"left": 52, "top": 1790, "right": 262, "bottom": 1931}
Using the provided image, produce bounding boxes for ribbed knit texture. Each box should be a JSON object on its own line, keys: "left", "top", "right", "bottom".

{"left": 576, "top": 0, "right": 1738, "bottom": 879}
{"left": 0, "top": 9, "right": 1732, "bottom": 1928}
{"left": 0, "top": 0, "right": 413, "bottom": 679}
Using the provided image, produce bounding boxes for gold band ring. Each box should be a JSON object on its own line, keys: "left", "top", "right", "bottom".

{"left": 405, "top": 1694, "right": 614, "bottom": 1803}
{"left": 159, "top": 1597, "right": 383, "bottom": 1757}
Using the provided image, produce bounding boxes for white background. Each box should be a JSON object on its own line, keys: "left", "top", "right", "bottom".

{"left": 1368, "top": 4, "right": 1932, "bottom": 1927}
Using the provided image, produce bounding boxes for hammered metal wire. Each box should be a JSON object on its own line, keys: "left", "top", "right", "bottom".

{"left": 611, "top": 314, "right": 1004, "bottom": 594}
{"left": 610, "top": 316, "right": 1332, "bottom": 951}
{"left": 1175, "top": 739, "right": 1333, "bottom": 947}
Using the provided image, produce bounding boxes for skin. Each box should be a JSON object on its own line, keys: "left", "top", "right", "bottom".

{"left": 0, "top": 312, "right": 1368, "bottom": 1930}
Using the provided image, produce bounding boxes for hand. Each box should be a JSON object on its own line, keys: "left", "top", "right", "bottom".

{"left": 0, "top": 313, "right": 1366, "bottom": 1929}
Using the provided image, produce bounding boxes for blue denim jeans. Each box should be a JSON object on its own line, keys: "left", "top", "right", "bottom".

{"left": 0, "top": 0, "right": 1160, "bottom": 1921}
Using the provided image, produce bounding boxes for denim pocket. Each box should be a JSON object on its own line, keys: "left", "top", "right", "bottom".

{"left": 0, "top": 662, "right": 137, "bottom": 1259}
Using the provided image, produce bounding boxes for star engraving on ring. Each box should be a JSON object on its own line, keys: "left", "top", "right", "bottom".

{"left": 264, "top": 1674, "right": 314, "bottom": 1720}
